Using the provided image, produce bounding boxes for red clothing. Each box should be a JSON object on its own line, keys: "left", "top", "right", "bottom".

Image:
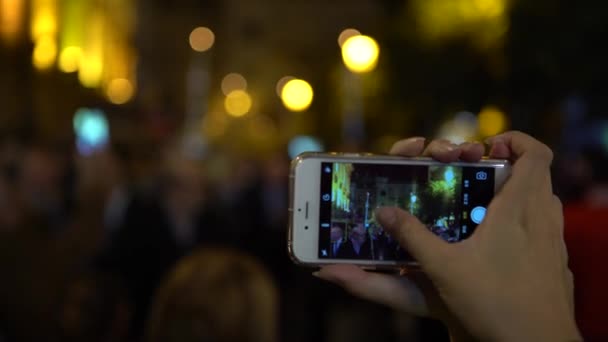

{"left": 564, "top": 205, "right": 608, "bottom": 341}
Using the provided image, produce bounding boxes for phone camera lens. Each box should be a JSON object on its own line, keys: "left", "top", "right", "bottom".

{"left": 304, "top": 226, "right": 308, "bottom": 230}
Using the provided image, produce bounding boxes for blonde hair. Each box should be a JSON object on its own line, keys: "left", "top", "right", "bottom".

{"left": 147, "top": 248, "right": 278, "bottom": 342}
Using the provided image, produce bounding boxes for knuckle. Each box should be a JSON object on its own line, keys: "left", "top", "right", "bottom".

{"left": 510, "top": 131, "right": 554, "bottom": 163}
{"left": 532, "top": 143, "right": 554, "bottom": 164}
{"left": 523, "top": 143, "right": 554, "bottom": 166}
{"left": 540, "top": 144, "right": 554, "bottom": 164}
{"left": 552, "top": 195, "right": 563, "bottom": 212}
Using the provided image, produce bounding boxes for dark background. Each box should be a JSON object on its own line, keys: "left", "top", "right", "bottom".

{"left": 1, "top": 0, "right": 607, "bottom": 341}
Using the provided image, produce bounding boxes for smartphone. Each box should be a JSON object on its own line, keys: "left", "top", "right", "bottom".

{"left": 288, "top": 153, "right": 511, "bottom": 269}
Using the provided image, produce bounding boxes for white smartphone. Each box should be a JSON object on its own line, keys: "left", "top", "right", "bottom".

{"left": 288, "top": 153, "right": 511, "bottom": 269}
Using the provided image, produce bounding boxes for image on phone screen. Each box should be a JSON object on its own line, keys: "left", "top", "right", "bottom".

{"left": 318, "top": 162, "right": 495, "bottom": 261}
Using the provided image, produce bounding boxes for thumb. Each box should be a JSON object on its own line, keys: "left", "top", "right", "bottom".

{"left": 375, "top": 207, "right": 447, "bottom": 268}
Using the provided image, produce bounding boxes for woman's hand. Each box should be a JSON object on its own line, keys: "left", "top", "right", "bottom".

{"left": 315, "top": 132, "right": 581, "bottom": 341}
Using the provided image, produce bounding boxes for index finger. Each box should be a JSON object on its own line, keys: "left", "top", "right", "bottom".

{"left": 486, "top": 131, "right": 554, "bottom": 166}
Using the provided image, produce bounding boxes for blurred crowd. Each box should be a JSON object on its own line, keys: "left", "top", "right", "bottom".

{"left": 0, "top": 133, "right": 606, "bottom": 342}
{"left": 0, "top": 136, "right": 442, "bottom": 342}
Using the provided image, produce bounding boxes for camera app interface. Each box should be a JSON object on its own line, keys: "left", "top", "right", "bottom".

{"left": 318, "top": 162, "right": 495, "bottom": 261}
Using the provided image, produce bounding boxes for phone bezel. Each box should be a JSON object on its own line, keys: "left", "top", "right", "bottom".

{"left": 288, "top": 152, "right": 511, "bottom": 269}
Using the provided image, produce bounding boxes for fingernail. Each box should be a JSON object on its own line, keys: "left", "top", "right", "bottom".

{"left": 443, "top": 143, "right": 458, "bottom": 152}
{"left": 408, "top": 137, "right": 426, "bottom": 143}
{"left": 376, "top": 207, "right": 398, "bottom": 227}
{"left": 312, "top": 271, "right": 320, "bottom": 278}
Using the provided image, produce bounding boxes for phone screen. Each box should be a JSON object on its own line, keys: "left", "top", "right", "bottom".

{"left": 318, "top": 162, "right": 495, "bottom": 261}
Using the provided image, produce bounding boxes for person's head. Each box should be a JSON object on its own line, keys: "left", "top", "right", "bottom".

{"left": 350, "top": 223, "right": 367, "bottom": 245}
{"left": 147, "top": 248, "right": 278, "bottom": 342}
{"left": 330, "top": 225, "right": 343, "bottom": 242}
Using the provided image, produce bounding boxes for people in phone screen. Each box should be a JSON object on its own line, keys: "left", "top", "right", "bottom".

{"left": 336, "top": 223, "right": 371, "bottom": 259}
{"left": 329, "top": 225, "right": 345, "bottom": 258}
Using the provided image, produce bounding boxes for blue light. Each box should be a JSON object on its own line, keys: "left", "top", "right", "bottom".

{"left": 444, "top": 168, "right": 455, "bottom": 182}
{"left": 73, "top": 108, "right": 109, "bottom": 155}
{"left": 288, "top": 135, "right": 324, "bottom": 159}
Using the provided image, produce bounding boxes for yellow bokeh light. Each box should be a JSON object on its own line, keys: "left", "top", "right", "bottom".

{"left": 78, "top": 11, "right": 104, "bottom": 88}
{"left": 32, "top": 35, "right": 56, "bottom": 70}
{"left": 337, "top": 28, "right": 361, "bottom": 47}
{"left": 31, "top": 0, "right": 57, "bottom": 41}
{"left": 58, "top": 46, "right": 82, "bottom": 72}
{"left": 224, "top": 90, "right": 252, "bottom": 117}
{"left": 189, "top": 26, "right": 214, "bottom": 52}
{"left": 32, "top": 12, "right": 56, "bottom": 39}
{"left": 341, "top": 35, "right": 380, "bottom": 73}
{"left": 281, "top": 79, "right": 313, "bottom": 112}
{"left": 473, "top": 0, "right": 505, "bottom": 18}
{"left": 106, "top": 78, "right": 135, "bottom": 105}
{"left": 79, "top": 57, "right": 103, "bottom": 88}
{"left": 410, "top": 0, "right": 509, "bottom": 48}
{"left": 478, "top": 106, "right": 507, "bottom": 136}
{"left": 221, "top": 73, "right": 247, "bottom": 96}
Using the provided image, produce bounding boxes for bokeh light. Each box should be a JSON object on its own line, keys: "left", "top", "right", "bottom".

{"left": 478, "top": 105, "right": 507, "bottom": 137}
{"left": 79, "top": 57, "right": 103, "bottom": 88}
{"left": 341, "top": 35, "right": 380, "bottom": 73}
{"left": 73, "top": 108, "right": 109, "bottom": 155}
{"left": 224, "top": 90, "right": 252, "bottom": 117}
{"left": 58, "top": 46, "right": 82, "bottom": 72}
{"left": 437, "top": 111, "right": 478, "bottom": 144}
{"left": 453, "top": 111, "right": 479, "bottom": 138}
{"left": 106, "top": 78, "right": 135, "bottom": 105}
{"left": 78, "top": 11, "right": 104, "bottom": 88}
{"left": 31, "top": 0, "right": 57, "bottom": 41}
{"left": 32, "top": 35, "right": 57, "bottom": 70}
{"left": 280, "top": 79, "right": 313, "bottom": 112}
{"left": 410, "top": 0, "right": 509, "bottom": 48}
{"left": 189, "top": 26, "right": 214, "bottom": 52}
{"left": 221, "top": 73, "right": 247, "bottom": 96}
{"left": 288, "top": 135, "right": 324, "bottom": 159}
{"left": 337, "top": 28, "right": 361, "bottom": 47}
{"left": 473, "top": 0, "right": 506, "bottom": 18}
{"left": 1, "top": 0, "right": 25, "bottom": 44}
{"left": 58, "top": 0, "right": 86, "bottom": 71}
